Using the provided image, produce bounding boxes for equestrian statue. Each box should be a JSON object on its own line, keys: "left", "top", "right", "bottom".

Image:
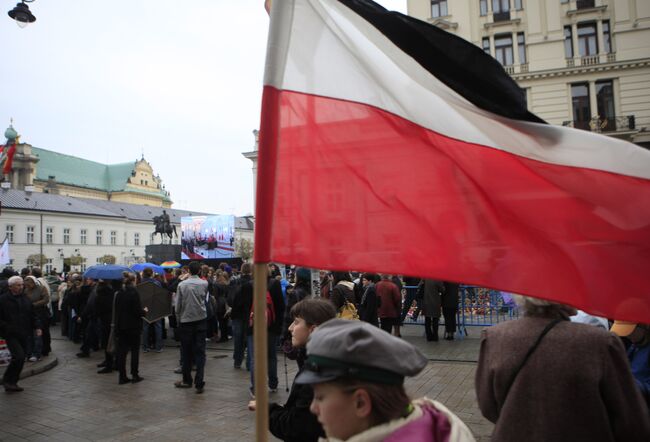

{"left": 152, "top": 210, "right": 178, "bottom": 243}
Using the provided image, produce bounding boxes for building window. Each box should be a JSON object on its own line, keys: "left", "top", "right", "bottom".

{"left": 5, "top": 225, "right": 14, "bottom": 243}
{"left": 564, "top": 26, "right": 573, "bottom": 58}
{"left": 517, "top": 33, "right": 526, "bottom": 64}
{"left": 27, "top": 226, "right": 35, "bottom": 244}
{"left": 431, "top": 0, "right": 448, "bottom": 18}
{"left": 80, "top": 229, "right": 87, "bottom": 245}
{"left": 63, "top": 228, "right": 70, "bottom": 245}
{"left": 45, "top": 259, "right": 53, "bottom": 274}
{"left": 571, "top": 83, "right": 591, "bottom": 130}
{"left": 577, "top": 22, "right": 598, "bottom": 56}
{"left": 603, "top": 20, "right": 611, "bottom": 54}
{"left": 494, "top": 33, "right": 514, "bottom": 66}
{"left": 46, "top": 227, "right": 54, "bottom": 244}
{"left": 110, "top": 231, "right": 117, "bottom": 246}
{"left": 492, "top": 0, "right": 510, "bottom": 21}
{"left": 482, "top": 37, "right": 490, "bottom": 54}
{"left": 480, "top": 0, "right": 488, "bottom": 16}
{"left": 596, "top": 80, "right": 616, "bottom": 131}
{"left": 134, "top": 233, "right": 140, "bottom": 246}
{"left": 514, "top": 0, "right": 523, "bottom": 10}
{"left": 577, "top": 0, "right": 595, "bottom": 9}
{"left": 96, "top": 230, "right": 103, "bottom": 245}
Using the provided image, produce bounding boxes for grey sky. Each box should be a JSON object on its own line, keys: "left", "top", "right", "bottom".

{"left": 1, "top": 0, "right": 406, "bottom": 216}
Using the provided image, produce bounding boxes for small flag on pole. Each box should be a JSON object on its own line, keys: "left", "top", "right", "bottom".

{"left": 0, "top": 238, "right": 10, "bottom": 267}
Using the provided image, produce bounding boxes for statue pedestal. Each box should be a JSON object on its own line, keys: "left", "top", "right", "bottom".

{"left": 145, "top": 244, "right": 182, "bottom": 265}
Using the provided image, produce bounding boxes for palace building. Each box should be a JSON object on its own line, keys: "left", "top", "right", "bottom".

{"left": 0, "top": 124, "right": 253, "bottom": 272}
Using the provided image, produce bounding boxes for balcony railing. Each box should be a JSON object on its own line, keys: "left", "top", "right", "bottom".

{"left": 503, "top": 64, "right": 529, "bottom": 75}
{"left": 562, "top": 115, "right": 636, "bottom": 133}
{"left": 566, "top": 53, "right": 616, "bottom": 67}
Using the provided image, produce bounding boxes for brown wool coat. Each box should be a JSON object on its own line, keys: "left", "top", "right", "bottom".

{"left": 475, "top": 316, "right": 650, "bottom": 442}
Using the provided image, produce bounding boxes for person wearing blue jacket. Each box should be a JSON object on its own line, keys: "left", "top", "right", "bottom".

{"left": 611, "top": 320, "right": 650, "bottom": 410}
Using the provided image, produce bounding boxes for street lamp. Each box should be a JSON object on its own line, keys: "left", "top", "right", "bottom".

{"left": 8, "top": 1, "right": 36, "bottom": 28}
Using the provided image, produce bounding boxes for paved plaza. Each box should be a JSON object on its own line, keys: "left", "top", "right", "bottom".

{"left": 1, "top": 325, "right": 493, "bottom": 441}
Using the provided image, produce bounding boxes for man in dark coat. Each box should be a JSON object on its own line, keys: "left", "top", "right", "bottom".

{"left": 114, "top": 278, "right": 146, "bottom": 385}
{"left": 358, "top": 273, "right": 379, "bottom": 326}
{"left": 95, "top": 280, "right": 115, "bottom": 373}
{"left": 441, "top": 282, "right": 459, "bottom": 340}
{"left": 230, "top": 263, "right": 253, "bottom": 370}
{"left": 419, "top": 279, "right": 443, "bottom": 341}
{"left": 0, "top": 276, "right": 42, "bottom": 392}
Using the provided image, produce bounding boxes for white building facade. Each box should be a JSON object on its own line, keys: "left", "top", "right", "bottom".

{"left": 407, "top": 0, "right": 650, "bottom": 147}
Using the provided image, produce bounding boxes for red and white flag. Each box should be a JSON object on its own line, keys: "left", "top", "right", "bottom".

{"left": 255, "top": 0, "right": 650, "bottom": 322}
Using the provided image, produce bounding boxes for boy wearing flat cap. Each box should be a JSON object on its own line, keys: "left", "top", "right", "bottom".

{"left": 295, "top": 319, "right": 475, "bottom": 441}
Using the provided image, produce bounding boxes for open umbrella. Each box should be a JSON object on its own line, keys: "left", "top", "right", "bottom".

{"left": 160, "top": 261, "right": 181, "bottom": 269}
{"left": 136, "top": 281, "right": 172, "bottom": 323}
{"left": 83, "top": 265, "right": 133, "bottom": 280}
{"left": 131, "top": 262, "right": 165, "bottom": 274}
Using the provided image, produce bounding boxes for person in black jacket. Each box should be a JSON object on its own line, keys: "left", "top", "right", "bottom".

{"left": 441, "top": 282, "right": 459, "bottom": 340}
{"left": 358, "top": 273, "right": 379, "bottom": 326}
{"left": 248, "top": 298, "right": 336, "bottom": 442}
{"left": 95, "top": 280, "right": 116, "bottom": 373}
{"left": 0, "top": 276, "right": 41, "bottom": 392}
{"left": 114, "top": 273, "right": 147, "bottom": 385}
{"left": 230, "top": 263, "right": 253, "bottom": 370}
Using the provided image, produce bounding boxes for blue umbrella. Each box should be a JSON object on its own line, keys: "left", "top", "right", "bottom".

{"left": 83, "top": 264, "right": 133, "bottom": 280}
{"left": 131, "top": 262, "right": 165, "bottom": 274}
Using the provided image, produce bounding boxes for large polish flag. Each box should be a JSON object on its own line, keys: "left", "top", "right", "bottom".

{"left": 255, "top": 0, "right": 650, "bottom": 322}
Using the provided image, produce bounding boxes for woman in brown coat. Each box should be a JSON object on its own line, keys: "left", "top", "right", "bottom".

{"left": 475, "top": 295, "right": 650, "bottom": 441}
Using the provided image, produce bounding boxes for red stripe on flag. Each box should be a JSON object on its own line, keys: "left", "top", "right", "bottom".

{"left": 258, "top": 87, "right": 650, "bottom": 322}
{"left": 2, "top": 143, "right": 16, "bottom": 175}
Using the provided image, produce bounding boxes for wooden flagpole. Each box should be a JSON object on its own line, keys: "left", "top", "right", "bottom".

{"left": 254, "top": 262, "right": 269, "bottom": 442}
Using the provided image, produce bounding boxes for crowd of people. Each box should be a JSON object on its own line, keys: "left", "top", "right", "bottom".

{"left": 1, "top": 262, "right": 649, "bottom": 441}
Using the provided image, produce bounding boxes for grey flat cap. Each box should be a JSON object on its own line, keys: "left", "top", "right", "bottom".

{"left": 295, "top": 319, "right": 427, "bottom": 385}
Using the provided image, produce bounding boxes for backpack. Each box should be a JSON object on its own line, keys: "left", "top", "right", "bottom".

{"left": 249, "top": 291, "right": 276, "bottom": 328}
{"left": 337, "top": 300, "right": 359, "bottom": 321}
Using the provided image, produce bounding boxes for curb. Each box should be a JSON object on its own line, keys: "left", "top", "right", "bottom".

{"left": 19, "top": 355, "right": 58, "bottom": 380}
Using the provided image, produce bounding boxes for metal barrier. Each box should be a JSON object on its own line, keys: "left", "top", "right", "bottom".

{"left": 400, "top": 285, "right": 519, "bottom": 338}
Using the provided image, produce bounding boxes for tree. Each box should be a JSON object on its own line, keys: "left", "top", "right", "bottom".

{"left": 98, "top": 254, "right": 116, "bottom": 265}
{"left": 66, "top": 255, "right": 85, "bottom": 266}
{"left": 234, "top": 238, "right": 254, "bottom": 262}
{"left": 27, "top": 253, "right": 48, "bottom": 267}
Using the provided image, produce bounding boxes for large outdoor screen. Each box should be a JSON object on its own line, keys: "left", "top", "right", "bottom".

{"left": 181, "top": 215, "right": 235, "bottom": 260}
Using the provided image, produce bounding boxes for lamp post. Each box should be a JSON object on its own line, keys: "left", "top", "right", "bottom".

{"left": 7, "top": 1, "right": 36, "bottom": 28}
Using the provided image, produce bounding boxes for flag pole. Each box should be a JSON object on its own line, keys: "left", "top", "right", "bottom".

{"left": 254, "top": 1, "right": 285, "bottom": 439}
{"left": 254, "top": 262, "right": 269, "bottom": 442}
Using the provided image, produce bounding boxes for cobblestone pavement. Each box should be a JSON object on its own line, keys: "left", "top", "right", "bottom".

{"left": 1, "top": 325, "right": 493, "bottom": 441}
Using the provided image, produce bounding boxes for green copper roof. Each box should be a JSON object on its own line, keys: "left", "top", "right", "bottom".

{"left": 32, "top": 147, "right": 168, "bottom": 198}
{"left": 33, "top": 147, "right": 134, "bottom": 191}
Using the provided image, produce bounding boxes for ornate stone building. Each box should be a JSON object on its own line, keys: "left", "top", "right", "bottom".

{"left": 0, "top": 124, "right": 253, "bottom": 271}
{"left": 407, "top": 0, "right": 650, "bottom": 147}
{"left": 2, "top": 124, "right": 173, "bottom": 207}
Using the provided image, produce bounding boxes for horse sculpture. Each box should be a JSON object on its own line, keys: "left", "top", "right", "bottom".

{"left": 152, "top": 214, "right": 178, "bottom": 243}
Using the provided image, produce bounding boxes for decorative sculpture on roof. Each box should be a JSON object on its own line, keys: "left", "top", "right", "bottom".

{"left": 152, "top": 209, "right": 177, "bottom": 243}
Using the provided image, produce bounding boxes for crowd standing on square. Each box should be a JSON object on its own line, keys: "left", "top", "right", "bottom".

{"left": 1, "top": 263, "right": 648, "bottom": 441}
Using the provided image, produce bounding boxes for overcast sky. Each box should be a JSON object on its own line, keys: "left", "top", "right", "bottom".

{"left": 0, "top": 0, "right": 406, "bottom": 216}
